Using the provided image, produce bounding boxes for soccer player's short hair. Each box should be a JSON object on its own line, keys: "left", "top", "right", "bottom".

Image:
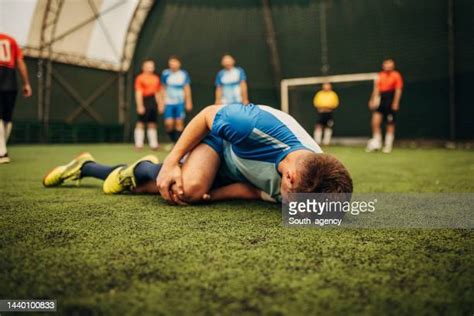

{"left": 296, "top": 153, "right": 353, "bottom": 194}
{"left": 142, "top": 59, "right": 154, "bottom": 66}
{"left": 383, "top": 57, "right": 394, "bottom": 63}
{"left": 169, "top": 55, "right": 181, "bottom": 62}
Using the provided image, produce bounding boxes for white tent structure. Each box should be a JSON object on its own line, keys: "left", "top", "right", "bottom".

{"left": 0, "top": 0, "right": 154, "bottom": 128}
{"left": 1, "top": 0, "right": 153, "bottom": 71}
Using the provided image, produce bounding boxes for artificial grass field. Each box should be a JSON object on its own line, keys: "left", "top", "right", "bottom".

{"left": 1, "top": 144, "right": 473, "bottom": 315}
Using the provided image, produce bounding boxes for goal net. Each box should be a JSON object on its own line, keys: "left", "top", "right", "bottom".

{"left": 280, "top": 73, "right": 378, "bottom": 139}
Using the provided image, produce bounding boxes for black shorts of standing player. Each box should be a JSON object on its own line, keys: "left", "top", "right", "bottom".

{"left": 137, "top": 95, "right": 158, "bottom": 123}
{"left": 0, "top": 91, "right": 18, "bottom": 122}
{"left": 376, "top": 91, "right": 396, "bottom": 124}
{"left": 318, "top": 111, "right": 335, "bottom": 128}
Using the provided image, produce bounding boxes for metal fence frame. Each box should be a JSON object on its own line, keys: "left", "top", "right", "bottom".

{"left": 31, "top": 0, "right": 154, "bottom": 142}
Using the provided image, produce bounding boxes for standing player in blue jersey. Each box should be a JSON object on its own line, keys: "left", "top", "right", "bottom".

{"left": 161, "top": 56, "right": 193, "bottom": 143}
{"left": 215, "top": 54, "right": 249, "bottom": 105}
{"left": 43, "top": 104, "right": 352, "bottom": 205}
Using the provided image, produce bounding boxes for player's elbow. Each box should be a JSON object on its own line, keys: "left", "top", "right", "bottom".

{"left": 200, "top": 105, "right": 222, "bottom": 128}
{"left": 17, "top": 58, "right": 25, "bottom": 67}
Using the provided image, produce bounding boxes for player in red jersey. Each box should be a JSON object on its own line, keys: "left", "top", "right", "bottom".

{"left": 134, "top": 59, "right": 163, "bottom": 150}
{"left": 0, "top": 33, "right": 32, "bottom": 163}
{"left": 367, "top": 58, "right": 403, "bottom": 153}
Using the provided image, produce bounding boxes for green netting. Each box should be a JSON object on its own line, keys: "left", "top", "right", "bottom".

{"left": 454, "top": 0, "right": 474, "bottom": 139}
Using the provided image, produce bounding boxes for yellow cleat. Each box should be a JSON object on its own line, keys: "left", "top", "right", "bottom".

{"left": 42, "top": 152, "right": 95, "bottom": 187}
{"left": 103, "top": 155, "right": 159, "bottom": 194}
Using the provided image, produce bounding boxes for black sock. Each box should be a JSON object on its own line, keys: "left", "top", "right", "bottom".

{"left": 134, "top": 161, "right": 163, "bottom": 186}
{"left": 80, "top": 162, "right": 124, "bottom": 180}
{"left": 167, "top": 131, "right": 174, "bottom": 143}
{"left": 173, "top": 130, "right": 182, "bottom": 142}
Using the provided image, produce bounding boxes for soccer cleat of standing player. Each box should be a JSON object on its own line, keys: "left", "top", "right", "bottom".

{"left": 42, "top": 152, "right": 95, "bottom": 187}
{"left": 103, "top": 155, "right": 159, "bottom": 194}
{"left": 382, "top": 141, "right": 393, "bottom": 153}
{"left": 0, "top": 154, "right": 10, "bottom": 164}
{"left": 365, "top": 137, "right": 382, "bottom": 152}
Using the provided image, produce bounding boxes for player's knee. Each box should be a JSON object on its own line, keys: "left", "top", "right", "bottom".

{"left": 386, "top": 123, "right": 396, "bottom": 132}
{"left": 175, "top": 120, "right": 184, "bottom": 131}
{"left": 182, "top": 179, "right": 206, "bottom": 203}
{"left": 164, "top": 121, "right": 174, "bottom": 131}
{"left": 371, "top": 118, "right": 381, "bottom": 128}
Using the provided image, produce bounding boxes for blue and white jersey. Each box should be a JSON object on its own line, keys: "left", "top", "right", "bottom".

{"left": 161, "top": 69, "right": 191, "bottom": 105}
{"left": 211, "top": 103, "right": 322, "bottom": 202}
{"left": 215, "top": 67, "right": 247, "bottom": 104}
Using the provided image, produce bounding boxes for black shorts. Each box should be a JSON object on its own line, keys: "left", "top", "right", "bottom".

{"left": 317, "top": 111, "right": 334, "bottom": 127}
{"left": 137, "top": 95, "right": 158, "bottom": 123}
{"left": 0, "top": 90, "right": 17, "bottom": 122}
{"left": 376, "top": 91, "right": 396, "bottom": 124}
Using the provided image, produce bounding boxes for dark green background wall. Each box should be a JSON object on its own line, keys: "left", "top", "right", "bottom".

{"left": 14, "top": 0, "right": 474, "bottom": 142}
{"left": 12, "top": 59, "right": 122, "bottom": 143}
{"left": 455, "top": 0, "right": 474, "bottom": 140}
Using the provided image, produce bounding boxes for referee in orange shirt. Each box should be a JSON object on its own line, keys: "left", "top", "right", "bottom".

{"left": 134, "top": 60, "right": 163, "bottom": 150}
{"left": 367, "top": 58, "right": 403, "bottom": 153}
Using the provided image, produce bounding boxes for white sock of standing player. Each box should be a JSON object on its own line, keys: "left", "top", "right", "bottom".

{"left": 4, "top": 121, "right": 12, "bottom": 142}
{"left": 314, "top": 127, "right": 322, "bottom": 144}
{"left": 147, "top": 127, "right": 159, "bottom": 149}
{"left": 134, "top": 127, "right": 145, "bottom": 149}
{"left": 323, "top": 127, "right": 332, "bottom": 145}
{"left": 384, "top": 132, "right": 394, "bottom": 150}
{"left": 373, "top": 131, "right": 382, "bottom": 148}
{"left": 0, "top": 120, "right": 7, "bottom": 156}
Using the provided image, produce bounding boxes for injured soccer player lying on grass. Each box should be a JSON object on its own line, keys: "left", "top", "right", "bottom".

{"left": 42, "top": 103, "right": 353, "bottom": 204}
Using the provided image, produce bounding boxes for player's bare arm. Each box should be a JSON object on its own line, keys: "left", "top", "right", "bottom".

{"left": 215, "top": 86, "right": 223, "bottom": 104}
{"left": 155, "top": 83, "right": 164, "bottom": 114}
{"left": 368, "top": 81, "right": 379, "bottom": 109}
{"left": 135, "top": 90, "right": 145, "bottom": 115}
{"left": 155, "top": 90, "right": 164, "bottom": 114}
{"left": 184, "top": 84, "right": 193, "bottom": 111}
{"left": 392, "top": 88, "right": 402, "bottom": 111}
{"left": 240, "top": 80, "right": 249, "bottom": 104}
{"left": 17, "top": 58, "right": 32, "bottom": 97}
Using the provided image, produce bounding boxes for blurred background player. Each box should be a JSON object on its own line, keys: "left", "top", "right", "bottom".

{"left": 215, "top": 54, "right": 249, "bottom": 105}
{"left": 134, "top": 59, "right": 162, "bottom": 150}
{"left": 313, "top": 82, "right": 339, "bottom": 146}
{"left": 161, "top": 56, "right": 192, "bottom": 144}
{"left": 0, "top": 33, "right": 32, "bottom": 164}
{"left": 367, "top": 58, "right": 403, "bottom": 153}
